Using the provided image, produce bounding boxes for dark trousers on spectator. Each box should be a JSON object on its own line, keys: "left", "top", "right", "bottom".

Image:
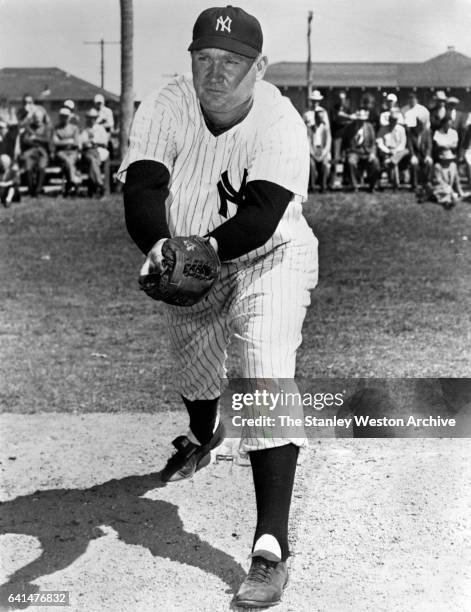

{"left": 22, "top": 146, "right": 48, "bottom": 196}
{"left": 56, "top": 149, "right": 80, "bottom": 194}
{"left": 410, "top": 157, "right": 433, "bottom": 189}
{"left": 345, "top": 152, "right": 379, "bottom": 191}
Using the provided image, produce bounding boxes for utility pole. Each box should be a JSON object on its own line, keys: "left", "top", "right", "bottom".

{"left": 306, "top": 11, "right": 313, "bottom": 106}
{"left": 84, "top": 38, "right": 120, "bottom": 89}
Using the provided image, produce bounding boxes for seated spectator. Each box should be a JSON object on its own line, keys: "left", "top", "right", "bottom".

{"left": 0, "top": 154, "right": 21, "bottom": 208}
{"left": 376, "top": 109, "right": 408, "bottom": 189}
{"left": 428, "top": 149, "right": 463, "bottom": 209}
{"left": 303, "top": 89, "right": 329, "bottom": 129}
{"left": 93, "top": 94, "right": 114, "bottom": 133}
{"left": 52, "top": 107, "right": 81, "bottom": 196}
{"left": 63, "top": 99, "right": 81, "bottom": 126}
{"left": 343, "top": 109, "right": 380, "bottom": 192}
{"left": 379, "top": 93, "right": 404, "bottom": 127}
{"left": 79, "top": 108, "right": 110, "bottom": 197}
{"left": 461, "top": 119, "right": 471, "bottom": 186}
{"left": 404, "top": 92, "right": 430, "bottom": 129}
{"left": 429, "top": 90, "right": 448, "bottom": 132}
{"left": 308, "top": 109, "right": 331, "bottom": 193}
{"left": 20, "top": 116, "right": 52, "bottom": 197}
{"left": 359, "top": 93, "right": 380, "bottom": 131}
{"left": 407, "top": 118, "right": 433, "bottom": 192}
{"left": 432, "top": 115, "right": 458, "bottom": 161}
{"left": 328, "top": 90, "right": 353, "bottom": 188}
{"left": 17, "top": 94, "right": 50, "bottom": 128}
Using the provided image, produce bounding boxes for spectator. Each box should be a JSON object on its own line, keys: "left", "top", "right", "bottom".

{"left": 461, "top": 115, "right": 471, "bottom": 185}
{"left": 343, "top": 109, "right": 379, "bottom": 192}
{"left": 461, "top": 119, "right": 471, "bottom": 186}
{"left": 0, "top": 154, "right": 21, "bottom": 208}
{"left": 403, "top": 92, "right": 430, "bottom": 129}
{"left": 0, "top": 97, "right": 18, "bottom": 126}
{"left": 93, "top": 94, "right": 114, "bottom": 133}
{"left": 429, "top": 90, "right": 448, "bottom": 132}
{"left": 79, "top": 108, "right": 110, "bottom": 197}
{"left": 359, "top": 92, "right": 380, "bottom": 131}
{"left": 376, "top": 109, "right": 408, "bottom": 189}
{"left": 328, "top": 90, "right": 353, "bottom": 188}
{"left": 308, "top": 109, "right": 331, "bottom": 193}
{"left": 429, "top": 149, "right": 463, "bottom": 209}
{"left": 20, "top": 116, "right": 52, "bottom": 197}
{"left": 432, "top": 115, "right": 458, "bottom": 161}
{"left": 63, "top": 99, "right": 81, "bottom": 126}
{"left": 303, "top": 89, "right": 329, "bottom": 129}
{"left": 0, "top": 121, "right": 11, "bottom": 156}
{"left": 446, "top": 96, "right": 468, "bottom": 155}
{"left": 379, "top": 93, "right": 403, "bottom": 126}
{"left": 17, "top": 94, "right": 50, "bottom": 128}
{"left": 407, "top": 118, "right": 433, "bottom": 193}
{"left": 52, "top": 107, "right": 81, "bottom": 196}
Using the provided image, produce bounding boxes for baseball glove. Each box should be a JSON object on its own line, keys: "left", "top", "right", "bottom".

{"left": 138, "top": 236, "right": 220, "bottom": 307}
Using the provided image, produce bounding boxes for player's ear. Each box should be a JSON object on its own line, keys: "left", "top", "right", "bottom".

{"left": 255, "top": 55, "right": 268, "bottom": 81}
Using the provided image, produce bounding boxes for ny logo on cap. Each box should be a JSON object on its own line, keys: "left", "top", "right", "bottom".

{"left": 215, "top": 15, "right": 232, "bottom": 33}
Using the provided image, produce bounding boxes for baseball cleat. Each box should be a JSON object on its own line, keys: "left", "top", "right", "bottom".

{"left": 234, "top": 556, "right": 288, "bottom": 608}
{"left": 160, "top": 422, "right": 225, "bottom": 482}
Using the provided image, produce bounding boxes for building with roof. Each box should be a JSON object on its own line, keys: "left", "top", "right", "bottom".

{"left": 0, "top": 67, "right": 119, "bottom": 124}
{"left": 265, "top": 47, "right": 471, "bottom": 114}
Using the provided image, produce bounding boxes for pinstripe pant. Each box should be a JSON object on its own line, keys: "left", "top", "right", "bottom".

{"left": 164, "top": 240, "right": 318, "bottom": 451}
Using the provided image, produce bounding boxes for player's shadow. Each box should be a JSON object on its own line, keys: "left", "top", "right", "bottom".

{"left": 0, "top": 472, "right": 246, "bottom": 609}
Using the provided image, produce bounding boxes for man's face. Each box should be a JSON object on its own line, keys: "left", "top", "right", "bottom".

{"left": 191, "top": 48, "right": 261, "bottom": 113}
{"left": 23, "top": 97, "right": 34, "bottom": 110}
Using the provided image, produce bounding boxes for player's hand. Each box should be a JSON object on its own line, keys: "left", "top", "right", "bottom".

{"left": 140, "top": 238, "right": 168, "bottom": 276}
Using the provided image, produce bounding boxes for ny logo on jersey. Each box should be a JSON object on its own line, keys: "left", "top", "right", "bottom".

{"left": 215, "top": 15, "right": 232, "bottom": 33}
{"left": 217, "top": 169, "right": 248, "bottom": 218}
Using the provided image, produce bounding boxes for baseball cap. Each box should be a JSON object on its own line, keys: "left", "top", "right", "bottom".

{"left": 59, "top": 107, "right": 71, "bottom": 116}
{"left": 86, "top": 108, "right": 99, "bottom": 118}
{"left": 386, "top": 93, "right": 398, "bottom": 102}
{"left": 447, "top": 96, "right": 459, "bottom": 105}
{"left": 63, "top": 99, "right": 75, "bottom": 110}
{"left": 434, "top": 90, "right": 447, "bottom": 101}
{"left": 94, "top": 94, "right": 105, "bottom": 104}
{"left": 188, "top": 6, "right": 263, "bottom": 59}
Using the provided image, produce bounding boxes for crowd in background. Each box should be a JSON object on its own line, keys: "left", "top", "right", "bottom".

{"left": 304, "top": 89, "right": 471, "bottom": 208}
{"left": 0, "top": 93, "right": 115, "bottom": 206}
{"left": 1, "top": 87, "right": 470, "bottom": 210}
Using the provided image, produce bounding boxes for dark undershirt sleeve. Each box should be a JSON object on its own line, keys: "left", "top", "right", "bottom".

{"left": 208, "top": 180, "right": 293, "bottom": 262}
{"left": 122, "top": 160, "right": 171, "bottom": 254}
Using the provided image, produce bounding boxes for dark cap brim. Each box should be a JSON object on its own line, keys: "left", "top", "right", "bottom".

{"left": 188, "top": 35, "right": 260, "bottom": 59}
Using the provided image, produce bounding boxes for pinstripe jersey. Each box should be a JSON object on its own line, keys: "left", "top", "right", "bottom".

{"left": 118, "top": 74, "right": 315, "bottom": 263}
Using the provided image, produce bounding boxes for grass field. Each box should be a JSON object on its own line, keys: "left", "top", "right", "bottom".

{"left": 0, "top": 191, "right": 470, "bottom": 413}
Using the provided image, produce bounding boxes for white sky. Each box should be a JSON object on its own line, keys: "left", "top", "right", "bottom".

{"left": 1, "top": 0, "right": 470, "bottom": 99}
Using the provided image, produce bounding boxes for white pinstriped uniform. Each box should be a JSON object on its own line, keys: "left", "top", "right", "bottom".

{"left": 119, "top": 75, "right": 318, "bottom": 452}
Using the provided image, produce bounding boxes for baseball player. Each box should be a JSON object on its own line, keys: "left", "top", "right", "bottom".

{"left": 119, "top": 6, "right": 318, "bottom": 608}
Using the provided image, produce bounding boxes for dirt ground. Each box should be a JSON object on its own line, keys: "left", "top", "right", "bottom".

{"left": 0, "top": 414, "right": 470, "bottom": 612}
{"left": 1, "top": 194, "right": 470, "bottom": 611}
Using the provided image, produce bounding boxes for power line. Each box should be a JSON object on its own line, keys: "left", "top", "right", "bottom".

{"left": 84, "top": 38, "right": 120, "bottom": 89}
